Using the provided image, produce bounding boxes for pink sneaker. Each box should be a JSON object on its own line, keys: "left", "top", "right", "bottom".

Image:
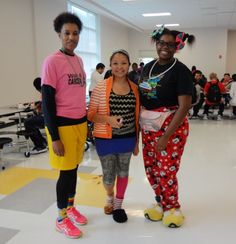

{"left": 67, "top": 207, "right": 88, "bottom": 226}
{"left": 55, "top": 217, "right": 82, "bottom": 239}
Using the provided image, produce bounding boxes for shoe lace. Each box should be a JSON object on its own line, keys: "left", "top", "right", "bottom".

{"left": 62, "top": 218, "right": 76, "bottom": 231}
{"left": 69, "top": 207, "right": 82, "bottom": 217}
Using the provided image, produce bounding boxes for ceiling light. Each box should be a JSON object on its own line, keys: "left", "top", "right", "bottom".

{"left": 142, "top": 13, "right": 171, "bottom": 17}
{"left": 156, "top": 23, "right": 180, "bottom": 27}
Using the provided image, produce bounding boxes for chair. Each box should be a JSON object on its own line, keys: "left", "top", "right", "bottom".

{"left": 15, "top": 130, "right": 33, "bottom": 157}
{"left": 0, "top": 137, "right": 13, "bottom": 170}
{"left": 9, "top": 116, "right": 27, "bottom": 133}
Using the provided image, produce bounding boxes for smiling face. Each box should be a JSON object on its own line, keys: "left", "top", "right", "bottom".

{"left": 59, "top": 23, "right": 80, "bottom": 55}
{"left": 110, "top": 53, "right": 130, "bottom": 79}
{"left": 156, "top": 34, "right": 177, "bottom": 64}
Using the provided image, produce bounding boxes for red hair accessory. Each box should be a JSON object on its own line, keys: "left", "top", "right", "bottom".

{"left": 176, "top": 32, "right": 185, "bottom": 50}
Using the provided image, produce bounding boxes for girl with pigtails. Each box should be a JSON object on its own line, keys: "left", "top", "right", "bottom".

{"left": 139, "top": 26, "right": 195, "bottom": 228}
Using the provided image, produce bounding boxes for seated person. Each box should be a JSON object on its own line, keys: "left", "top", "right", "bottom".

{"left": 24, "top": 77, "right": 47, "bottom": 154}
{"left": 202, "top": 73, "right": 226, "bottom": 120}
{"left": 191, "top": 70, "right": 207, "bottom": 118}
{"left": 221, "top": 73, "right": 232, "bottom": 107}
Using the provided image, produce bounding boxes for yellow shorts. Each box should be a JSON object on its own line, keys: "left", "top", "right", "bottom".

{"left": 45, "top": 122, "right": 87, "bottom": 170}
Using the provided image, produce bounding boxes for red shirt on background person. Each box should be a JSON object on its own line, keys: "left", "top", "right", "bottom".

{"left": 204, "top": 73, "right": 226, "bottom": 105}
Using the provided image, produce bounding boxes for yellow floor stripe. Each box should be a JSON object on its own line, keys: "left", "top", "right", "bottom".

{"left": 0, "top": 167, "right": 131, "bottom": 208}
{"left": 76, "top": 174, "right": 106, "bottom": 207}
{"left": 0, "top": 167, "right": 59, "bottom": 195}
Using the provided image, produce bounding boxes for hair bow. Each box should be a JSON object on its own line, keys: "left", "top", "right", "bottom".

{"left": 176, "top": 32, "right": 185, "bottom": 50}
{"left": 151, "top": 24, "right": 165, "bottom": 37}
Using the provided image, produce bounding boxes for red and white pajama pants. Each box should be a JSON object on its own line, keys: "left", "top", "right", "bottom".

{"left": 141, "top": 114, "right": 189, "bottom": 211}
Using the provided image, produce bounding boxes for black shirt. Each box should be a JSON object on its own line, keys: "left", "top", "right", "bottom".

{"left": 139, "top": 59, "right": 193, "bottom": 110}
{"left": 128, "top": 70, "right": 139, "bottom": 85}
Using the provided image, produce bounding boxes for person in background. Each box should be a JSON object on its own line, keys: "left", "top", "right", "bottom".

{"left": 229, "top": 74, "right": 236, "bottom": 119}
{"left": 191, "top": 70, "right": 207, "bottom": 119}
{"left": 88, "top": 49, "right": 140, "bottom": 223}
{"left": 202, "top": 72, "right": 226, "bottom": 120}
{"left": 24, "top": 77, "right": 47, "bottom": 154}
{"left": 139, "top": 26, "right": 195, "bottom": 228}
{"left": 41, "top": 12, "right": 87, "bottom": 239}
{"left": 221, "top": 73, "right": 232, "bottom": 107}
{"left": 128, "top": 62, "right": 139, "bottom": 85}
{"left": 191, "top": 65, "right": 197, "bottom": 76}
{"left": 104, "top": 69, "right": 112, "bottom": 79}
{"left": 89, "top": 63, "right": 105, "bottom": 97}
{"left": 221, "top": 73, "right": 232, "bottom": 87}
{"left": 137, "top": 62, "right": 144, "bottom": 75}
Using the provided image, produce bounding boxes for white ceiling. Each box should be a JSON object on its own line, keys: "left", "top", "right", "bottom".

{"left": 77, "top": 0, "right": 236, "bottom": 31}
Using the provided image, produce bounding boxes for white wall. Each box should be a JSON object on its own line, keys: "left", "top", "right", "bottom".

{"left": 226, "top": 30, "right": 236, "bottom": 76}
{"left": 0, "top": 0, "right": 67, "bottom": 107}
{"left": 0, "top": 0, "right": 36, "bottom": 106}
{"left": 177, "top": 28, "right": 228, "bottom": 79}
{"left": 33, "top": 0, "right": 67, "bottom": 75}
{"left": 128, "top": 30, "right": 155, "bottom": 64}
{"left": 100, "top": 15, "right": 129, "bottom": 70}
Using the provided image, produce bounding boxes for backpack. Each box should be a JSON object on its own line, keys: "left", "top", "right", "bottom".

{"left": 207, "top": 81, "right": 221, "bottom": 103}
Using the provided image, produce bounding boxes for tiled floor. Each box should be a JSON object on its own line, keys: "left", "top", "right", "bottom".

{"left": 0, "top": 118, "right": 236, "bottom": 244}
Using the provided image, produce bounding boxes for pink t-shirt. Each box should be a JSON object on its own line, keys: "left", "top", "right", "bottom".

{"left": 41, "top": 51, "right": 86, "bottom": 119}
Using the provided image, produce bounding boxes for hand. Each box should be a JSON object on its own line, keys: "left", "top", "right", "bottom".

{"left": 108, "top": 116, "right": 123, "bottom": 128}
{"left": 52, "top": 140, "right": 65, "bottom": 157}
{"left": 156, "top": 135, "right": 169, "bottom": 152}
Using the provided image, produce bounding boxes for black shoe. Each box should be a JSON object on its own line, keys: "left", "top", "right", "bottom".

{"left": 112, "top": 209, "right": 128, "bottom": 223}
{"left": 30, "top": 147, "right": 47, "bottom": 155}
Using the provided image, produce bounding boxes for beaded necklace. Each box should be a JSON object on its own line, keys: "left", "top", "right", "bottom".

{"left": 149, "top": 58, "right": 177, "bottom": 79}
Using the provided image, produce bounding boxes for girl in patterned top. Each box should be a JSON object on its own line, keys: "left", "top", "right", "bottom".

{"left": 88, "top": 49, "right": 140, "bottom": 223}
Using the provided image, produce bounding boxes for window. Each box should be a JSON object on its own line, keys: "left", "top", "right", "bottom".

{"left": 68, "top": 2, "right": 100, "bottom": 94}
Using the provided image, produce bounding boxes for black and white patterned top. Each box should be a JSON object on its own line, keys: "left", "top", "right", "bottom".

{"left": 109, "top": 89, "right": 136, "bottom": 138}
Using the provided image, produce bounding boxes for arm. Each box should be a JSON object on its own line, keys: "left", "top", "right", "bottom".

{"left": 88, "top": 83, "right": 122, "bottom": 128}
{"left": 156, "top": 95, "right": 192, "bottom": 152}
{"left": 132, "top": 82, "right": 140, "bottom": 156}
{"left": 42, "top": 85, "right": 59, "bottom": 140}
{"left": 42, "top": 84, "right": 64, "bottom": 156}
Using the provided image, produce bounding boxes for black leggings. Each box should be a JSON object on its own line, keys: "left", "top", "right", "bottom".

{"left": 56, "top": 166, "right": 78, "bottom": 209}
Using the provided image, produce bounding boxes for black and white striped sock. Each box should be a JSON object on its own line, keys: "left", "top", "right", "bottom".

{"left": 113, "top": 197, "right": 123, "bottom": 210}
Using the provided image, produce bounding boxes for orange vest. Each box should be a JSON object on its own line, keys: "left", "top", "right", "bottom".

{"left": 88, "top": 76, "right": 140, "bottom": 139}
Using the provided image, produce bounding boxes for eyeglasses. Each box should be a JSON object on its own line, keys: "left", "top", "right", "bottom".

{"left": 156, "top": 40, "right": 176, "bottom": 49}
